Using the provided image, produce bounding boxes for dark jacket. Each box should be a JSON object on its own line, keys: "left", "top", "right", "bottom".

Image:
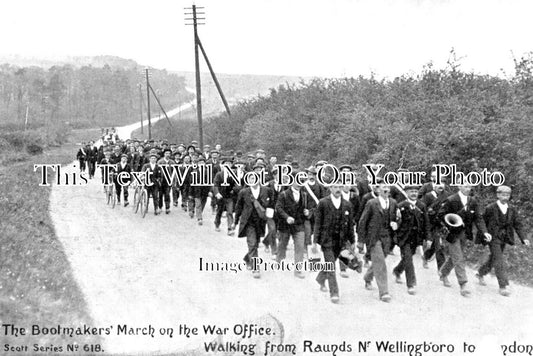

{"left": 141, "top": 162, "right": 163, "bottom": 188}
{"left": 234, "top": 186, "right": 271, "bottom": 238}
{"left": 302, "top": 181, "right": 327, "bottom": 220}
{"left": 342, "top": 191, "right": 361, "bottom": 226}
{"left": 396, "top": 200, "right": 430, "bottom": 247}
{"left": 276, "top": 188, "right": 308, "bottom": 233}
{"left": 437, "top": 192, "right": 487, "bottom": 243}
{"left": 314, "top": 196, "right": 355, "bottom": 249}
{"left": 358, "top": 197, "right": 399, "bottom": 248}
{"left": 213, "top": 170, "right": 237, "bottom": 199}
{"left": 478, "top": 202, "right": 527, "bottom": 246}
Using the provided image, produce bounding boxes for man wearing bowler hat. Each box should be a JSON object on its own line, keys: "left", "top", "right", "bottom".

{"left": 476, "top": 185, "right": 529, "bottom": 296}
{"left": 392, "top": 185, "right": 430, "bottom": 295}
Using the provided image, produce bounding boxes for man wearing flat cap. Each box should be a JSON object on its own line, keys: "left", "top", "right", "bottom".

{"left": 142, "top": 153, "right": 163, "bottom": 215}
{"left": 214, "top": 156, "right": 237, "bottom": 235}
{"left": 115, "top": 154, "right": 132, "bottom": 207}
{"left": 476, "top": 185, "right": 529, "bottom": 296}
{"left": 158, "top": 149, "right": 175, "bottom": 214}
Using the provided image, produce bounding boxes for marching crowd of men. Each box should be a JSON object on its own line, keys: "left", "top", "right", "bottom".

{"left": 77, "top": 136, "right": 530, "bottom": 304}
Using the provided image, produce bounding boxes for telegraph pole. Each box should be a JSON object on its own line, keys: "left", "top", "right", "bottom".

{"left": 145, "top": 68, "right": 152, "bottom": 140}
{"left": 185, "top": 5, "right": 205, "bottom": 149}
{"left": 138, "top": 84, "right": 144, "bottom": 134}
{"left": 185, "top": 4, "right": 231, "bottom": 147}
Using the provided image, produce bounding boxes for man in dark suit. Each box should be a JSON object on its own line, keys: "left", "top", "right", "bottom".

{"left": 422, "top": 183, "right": 450, "bottom": 270}
{"left": 87, "top": 141, "right": 98, "bottom": 179}
{"left": 358, "top": 179, "right": 399, "bottom": 302}
{"left": 302, "top": 167, "right": 328, "bottom": 257}
{"left": 340, "top": 180, "right": 360, "bottom": 278}
{"left": 314, "top": 183, "right": 355, "bottom": 303}
{"left": 392, "top": 185, "right": 430, "bottom": 295}
{"left": 115, "top": 154, "right": 131, "bottom": 206}
{"left": 276, "top": 172, "right": 309, "bottom": 278}
{"left": 190, "top": 156, "right": 211, "bottom": 225}
{"left": 263, "top": 166, "right": 285, "bottom": 256}
{"left": 142, "top": 153, "right": 162, "bottom": 215}
{"left": 158, "top": 149, "right": 176, "bottom": 214}
{"left": 437, "top": 185, "right": 491, "bottom": 296}
{"left": 356, "top": 183, "right": 379, "bottom": 263}
{"left": 232, "top": 167, "right": 272, "bottom": 278}
{"left": 476, "top": 185, "right": 529, "bottom": 296}
{"left": 214, "top": 157, "right": 237, "bottom": 235}
{"left": 76, "top": 143, "right": 88, "bottom": 173}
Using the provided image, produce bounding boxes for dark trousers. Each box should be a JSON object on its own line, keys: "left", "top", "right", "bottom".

{"left": 78, "top": 158, "right": 86, "bottom": 172}
{"left": 146, "top": 184, "right": 159, "bottom": 211}
{"left": 115, "top": 182, "right": 129, "bottom": 202}
{"left": 88, "top": 160, "right": 96, "bottom": 178}
{"left": 264, "top": 218, "right": 278, "bottom": 253}
{"left": 244, "top": 223, "right": 261, "bottom": 266}
{"left": 277, "top": 230, "right": 305, "bottom": 264}
{"left": 424, "top": 229, "right": 446, "bottom": 271}
{"left": 478, "top": 240, "right": 508, "bottom": 288}
{"left": 194, "top": 195, "right": 208, "bottom": 220}
{"left": 393, "top": 244, "right": 417, "bottom": 288}
{"left": 172, "top": 185, "right": 180, "bottom": 205}
{"left": 364, "top": 239, "right": 390, "bottom": 297}
{"left": 158, "top": 184, "right": 171, "bottom": 210}
{"left": 316, "top": 247, "right": 340, "bottom": 296}
{"left": 214, "top": 197, "right": 234, "bottom": 229}
{"left": 304, "top": 219, "right": 314, "bottom": 246}
{"left": 439, "top": 237, "right": 467, "bottom": 285}
{"left": 180, "top": 187, "right": 188, "bottom": 208}
{"left": 210, "top": 188, "right": 217, "bottom": 211}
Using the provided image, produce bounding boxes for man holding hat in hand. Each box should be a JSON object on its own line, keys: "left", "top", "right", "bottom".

{"left": 476, "top": 185, "right": 529, "bottom": 296}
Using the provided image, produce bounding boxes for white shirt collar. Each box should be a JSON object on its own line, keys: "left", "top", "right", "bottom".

{"left": 497, "top": 200, "right": 508, "bottom": 214}
{"left": 378, "top": 196, "right": 389, "bottom": 210}
{"left": 250, "top": 185, "right": 260, "bottom": 199}
{"left": 458, "top": 191, "right": 468, "bottom": 206}
{"left": 341, "top": 191, "right": 350, "bottom": 201}
{"left": 331, "top": 194, "right": 341, "bottom": 209}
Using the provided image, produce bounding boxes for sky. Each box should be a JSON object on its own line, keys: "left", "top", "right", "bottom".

{"left": 1, "top": 0, "right": 532, "bottom": 78}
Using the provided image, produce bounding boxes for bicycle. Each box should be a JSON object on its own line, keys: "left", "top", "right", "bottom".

{"left": 132, "top": 182, "right": 143, "bottom": 213}
{"left": 106, "top": 172, "right": 117, "bottom": 208}
{"left": 139, "top": 188, "right": 148, "bottom": 218}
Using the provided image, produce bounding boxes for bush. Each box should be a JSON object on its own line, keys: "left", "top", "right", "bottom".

{"left": 26, "top": 143, "right": 43, "bottom": 155}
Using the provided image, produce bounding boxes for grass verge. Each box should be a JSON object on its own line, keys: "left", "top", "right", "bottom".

{"left": 0, "top": 130, "right": 102, "bottom": 349}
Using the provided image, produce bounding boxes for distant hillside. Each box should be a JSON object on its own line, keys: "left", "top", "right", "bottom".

{"left": 0, "top": 54, "right": 139, "bottom": 70}
{"left": 132, "top": 71, "right": 309, "bottom": 142}
{"left": 173, "top": 71, "right": 308, "bottom": 114}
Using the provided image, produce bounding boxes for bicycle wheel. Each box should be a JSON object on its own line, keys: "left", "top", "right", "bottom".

{"left": 141, "top": 190, "right": 148, "bottom": 218}
{"left": 111, "top": 185, "right": 116, "bottom": 209}
{"left": 133, "top": 187, "right": 140, "bottom": 213}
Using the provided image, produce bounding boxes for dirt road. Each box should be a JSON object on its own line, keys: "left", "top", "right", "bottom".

{"left": 49, "top": 122, "right": 533, "bottom": 355}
